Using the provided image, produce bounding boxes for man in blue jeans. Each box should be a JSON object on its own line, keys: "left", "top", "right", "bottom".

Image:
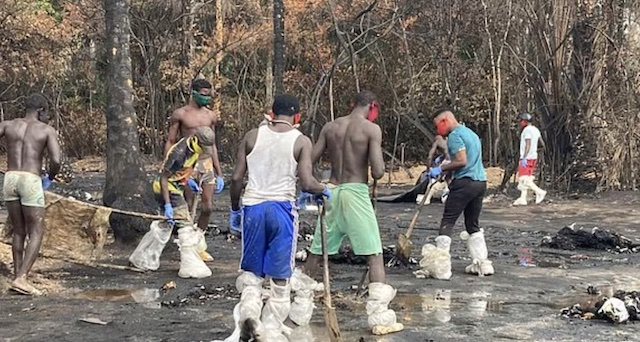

{"left": 225, "top": 94, "right": 330, "bottom": 341}
{"left": 426, "top": 109, "right": 494, "bottom": 277}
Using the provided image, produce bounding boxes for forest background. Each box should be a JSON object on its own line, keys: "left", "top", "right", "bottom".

{"left": 1, "top": 0, "right": 640, "bottom": 194}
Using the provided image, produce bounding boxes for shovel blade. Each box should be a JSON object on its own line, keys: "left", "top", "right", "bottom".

{"left": 395, "top": 233, "right": 413, "bottom": 264}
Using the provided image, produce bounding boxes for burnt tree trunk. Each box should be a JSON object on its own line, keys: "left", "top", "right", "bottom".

{"left": 273, "top": 0, "right": 285, "bottom": 95}
{"left": 104, "top": 0, "right": 156, "bottom": 244}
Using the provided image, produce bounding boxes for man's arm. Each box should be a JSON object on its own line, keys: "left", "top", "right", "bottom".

{"left": 426, "top": 141, "right": 438, "bottom": 164}
{"left": 46, "top": 128, "right": 62, "bottom": 178}
{"left": 311, "top": 124, "right": 328, "bottom": 165}
{"left": 368, "top": 125, "right": 385, "bottom": 180}
{"left": 441, "top": 133, "right": 466, "bottom": 172}
{"left": 165, "top": 110, "right": 181, "bottom": 156}
{"left": 438, "top": 137, "right": 450, "bottom": 159}
{"left": 230, "top": 133, "right": 250, "bottom": 211}
{"left": 523, "top": 139, "right": 531, "bottom": 159}
{"left": 442, "top": 150, "right": 467, "bottom": 172}
{"left": 296, "top": 136, "right": 325, "bottom": 194}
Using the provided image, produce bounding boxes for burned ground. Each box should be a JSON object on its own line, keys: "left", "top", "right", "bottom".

{"left": 1, "top": 174, "right": 640, "bottom": 341}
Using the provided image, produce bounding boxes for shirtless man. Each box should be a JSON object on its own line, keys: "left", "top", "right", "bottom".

{"left": 1, "top": 93, "right": 61, "bottom": 295}
{"left": 427, "top": 135, "right": 449, "bottom": 166}
{"left": 166, "top": 78, "right": 224, "bottom": 232}
{"left": 305, "top": 91, "right": 403, "bottom": 335}
{"left": 223, "top": 94, "right": 330, "bottom": 341}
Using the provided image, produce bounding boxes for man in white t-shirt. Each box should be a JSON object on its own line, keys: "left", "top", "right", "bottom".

{"left": 514, "top": 113, "right": 547, "bottom": 206}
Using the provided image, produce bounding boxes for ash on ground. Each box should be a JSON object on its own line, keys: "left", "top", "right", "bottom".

{"left": 295, "top": 245, "right": 412, "bottom": 266}
{"left": 542, "top": 224, "right": 639, "bottom": 253}
{"left": 161, "top": 284, "right": 239, "bottom": 308}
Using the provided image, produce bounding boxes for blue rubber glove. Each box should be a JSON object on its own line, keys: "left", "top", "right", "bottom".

{"left": 321, "top": 186, "right": 333, "bottom": 203}
{"left": 41, "top": 174, "right": 53, "bottom": 190}
{"left": 428, "top": 166, "right": 443, "bottom": 179}
{"left": 215, "top": 176, "right": 225, "bottom": 194}
{"left": 164, "top": 203, "right": 175, "bottom": 226}
{"left": 297, "top": 192, "right": 314, "bottom": 209}
{"left": 520, "top": 159, "right": 528, "bottom": 168}
{"left": 187, "top": 178, "right": 201, "bottom": 193}
{"left": 230, "top": 209, "right": 242, "bottom": 236}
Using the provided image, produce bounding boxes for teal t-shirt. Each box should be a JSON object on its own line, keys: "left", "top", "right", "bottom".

{"left": 447, "top": 125, "right": 487, "bottom": 181}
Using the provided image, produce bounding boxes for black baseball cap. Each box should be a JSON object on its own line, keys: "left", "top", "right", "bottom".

{"left": 272, "top": 94, "right": 300, "bottom": 116}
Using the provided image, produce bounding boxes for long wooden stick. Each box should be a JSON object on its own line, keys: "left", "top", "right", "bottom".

{"left": 45, "top": 191, "right": 188, "bottom": 221}
{"left": 42, "top": 254, "right": 145, "bottom": 273}
{"left": 320, "top": 204, "right": 342, "bottom": 342}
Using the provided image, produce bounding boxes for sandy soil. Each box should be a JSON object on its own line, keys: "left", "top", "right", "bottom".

{"left": 1, "top": 175, "right": 640, "bottom": 341}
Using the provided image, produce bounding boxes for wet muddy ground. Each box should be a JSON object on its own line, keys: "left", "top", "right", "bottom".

{"left": 2, "top": 174, "right": 640, "bottom": 341}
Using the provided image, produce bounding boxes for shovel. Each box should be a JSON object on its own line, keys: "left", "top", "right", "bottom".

{"left": 319, "top": 203, "right": 342, "bottom": 342}
{"left": 391, "top": 176, "right": 441, "bottom": 266}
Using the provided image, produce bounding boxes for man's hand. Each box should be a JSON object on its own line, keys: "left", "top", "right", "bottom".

{"left": 41, "top": 174, "right": 53, "bottom": 190}
{"left": 164, "top": 203, "right": 175, "bottom": 226}
{"left": 215, "top": 176, "right": 225, "bottom": 194}
{"left": 520, "top": 159, "right": 528, "bottom": 168}
{"left": 187, "top": 178, "right": 202, "bottom": 193}
{"left": 321, "top": 186, "right": 333, "bottom": 203}
{"left": 428, "top": 166, "right": 443, "bottom": 179}
{"left": 230, "top": 209, "right": 242, "bottom": 235}
{"left": 297, "top": 192, "right": 314, "bottom": 209}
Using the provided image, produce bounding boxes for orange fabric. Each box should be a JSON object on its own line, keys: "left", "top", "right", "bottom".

{"left": 518, "top": 159, "right": 537, "bottom": 177}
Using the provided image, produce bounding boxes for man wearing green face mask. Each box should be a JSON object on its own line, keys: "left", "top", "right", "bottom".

{"left": 166, "top": 79, "right": 224, "bottom": 253}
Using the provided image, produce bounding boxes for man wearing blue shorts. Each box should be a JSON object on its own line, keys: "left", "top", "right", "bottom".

{"left": 224, "top": 94, "right": 330, "bottom": 341}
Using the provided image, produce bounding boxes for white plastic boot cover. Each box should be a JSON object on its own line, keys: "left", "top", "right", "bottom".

{"left": 195, "top": 228, "right": 214, "bottom": 262}
{"left": 289, "top": 268, "right": 318, "bottom": 326}
{"left": 221, "top": 273, "right": 265, "bottom": 342}
{"left": 260, "top": 279, "right": 291, "bottom": 341}
{"left": 416, "top": 235, "right": 452, "bottom": 280}
{"left": 366, "top": 283, "right": 404, "bottom": 335}
{"left": 366, "top": 282, "right": 398, "bottom": 328}
{"left": 177, "top": 227, "right": 212, "bottom": 278}
{"left": 463, "top": 230, "right": 494, "bottom": 276}
{"left": 129, "top": 221, "right": 172, "bottom": 271}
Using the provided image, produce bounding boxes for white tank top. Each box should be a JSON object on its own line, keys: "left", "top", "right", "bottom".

{"left": 242, "top": 125, "right": 302, "bottom": 206}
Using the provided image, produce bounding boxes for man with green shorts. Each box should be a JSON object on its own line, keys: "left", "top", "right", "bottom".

{"left": 2, "top": 93, "right": 61, "bottom": 295}
{"left": 304, "top": 91, "right": 404, "bottom": 335}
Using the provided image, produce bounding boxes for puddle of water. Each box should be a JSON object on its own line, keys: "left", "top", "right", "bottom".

{"left": 394, "top": 289, "right": 501, "bottom": 324}
{"left": 77, "top": 288, "right": 160, "bottom": 304}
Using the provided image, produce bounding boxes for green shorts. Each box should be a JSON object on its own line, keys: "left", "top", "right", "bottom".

{"left": 3, "top": 171, "right": 45, "bottom": 207}
{"left": 310, "top": 183, "right": 382, "bottom": 256}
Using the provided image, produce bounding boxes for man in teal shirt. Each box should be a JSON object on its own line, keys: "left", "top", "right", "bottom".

{"left": 425, "top": 109, "right": 494, "bottom": 278}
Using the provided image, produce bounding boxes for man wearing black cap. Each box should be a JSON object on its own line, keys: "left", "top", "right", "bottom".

{"left": 514, "top": 113, "right": 546, "bottom": 206}
{"left": 224, "top": 94, "right": 331, "bottom": 340}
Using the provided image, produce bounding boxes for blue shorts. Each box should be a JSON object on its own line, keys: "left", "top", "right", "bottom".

{"left": 240, "top": 201, "right": 298, "bottom": 279}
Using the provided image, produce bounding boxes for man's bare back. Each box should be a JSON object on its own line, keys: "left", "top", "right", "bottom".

{"left": 2, "top": 93, "right": 61, "bottom": 296}
{"left": 0, "top": 118, "right": 60, "bottom": 175}
{"left": 312, "top": 116, "right": 349, "bottom": 184}
{"left": 340, "top": 115, "right": 384, "bottom": 184}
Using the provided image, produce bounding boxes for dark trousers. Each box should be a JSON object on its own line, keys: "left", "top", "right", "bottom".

{"left": 439, "top": 178, "right": 487, "bottom": 237}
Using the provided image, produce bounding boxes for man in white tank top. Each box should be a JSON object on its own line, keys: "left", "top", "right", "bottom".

{"left": 514, "top": 113, "right": 547, "bottom": 206}
{"left": 222, "top": 95, "right": 331, "bottom": 341}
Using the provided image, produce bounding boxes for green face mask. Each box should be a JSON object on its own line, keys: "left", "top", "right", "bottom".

{"left": 192, "top": 91, "right": 212, "bottom": 107}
